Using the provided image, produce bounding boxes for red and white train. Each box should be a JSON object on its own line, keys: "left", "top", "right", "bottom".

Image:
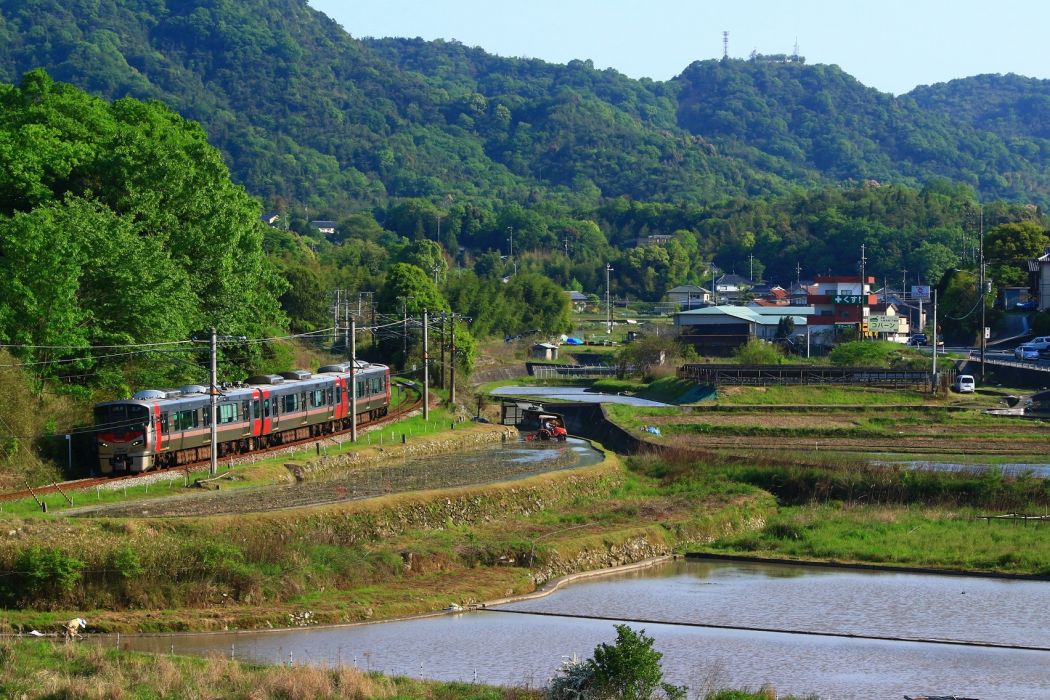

{"left": 93, "top": 362, "right": 389, "bottom": 473}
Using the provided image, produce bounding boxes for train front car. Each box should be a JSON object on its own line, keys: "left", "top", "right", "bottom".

{"left": 93, "top": 396, "right": 158, "bottom": 474}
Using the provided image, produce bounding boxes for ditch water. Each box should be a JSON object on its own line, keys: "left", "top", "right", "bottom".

{"left": 871, "top": 457, "right": 1050, "bottom": 478}
{"left": 117, "top": 559, "right": 1050, "bottom": 698}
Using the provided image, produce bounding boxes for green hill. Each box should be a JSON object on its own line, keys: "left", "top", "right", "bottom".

{"left": 3, "top": 0, "right": 1050, "bottom": 209}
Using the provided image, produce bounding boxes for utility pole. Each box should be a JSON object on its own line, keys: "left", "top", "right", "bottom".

{"left": 422, "top": 309, "right": 430, "bottom": 421}
{"left": 978, "top": 206, "right": 986, "bottom": 381}
{"left": 399, "top": 297, "right": 408, "bottom": 365}
{"left": 440, "top": 311, "right": 446, "bottom": 389}
{"left": 796, "top": 261, "right": 801, "bottom": 287}
{"left": 449, "top": 313, "right": 457, "bottom": 405}
{"left": 749, "top": 254, "right": 754, "bottom": 282}
{"left": 859, "top": 244, "right": 867, "bottom": 339}
{"left": 605, "top": 263, "right": 613, "bottom": 335}
{"left": 350, "top": 319, "right": 357, "bottom": 443}
{"left": 932, "top": 288, "right": 939, "bottom": 381}
{"left": 209, "top": 326, "right": 218, "bottom": 476}
{"left": 333, "top": 289, "right": 341, "bottom": 347}
{"left": 343, "top": 293, "right": 350, "bottom": 352}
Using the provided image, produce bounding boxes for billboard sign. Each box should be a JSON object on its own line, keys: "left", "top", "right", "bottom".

{"left": 867, "top": 315, "right": 900, "bottom": 333}
{"left": 911, "top": 285, "right": 931, "bottom": 301}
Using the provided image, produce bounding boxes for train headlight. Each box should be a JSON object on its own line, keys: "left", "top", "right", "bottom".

{"left": 130, "top": 439, "right": 144, "bottom": 446}
{"left": 100, "top": 441, "right": 109, "bottom": 448}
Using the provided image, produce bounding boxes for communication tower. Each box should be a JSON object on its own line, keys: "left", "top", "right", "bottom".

{"left": 723, "top": 31, "right": 729, "bottom": 59}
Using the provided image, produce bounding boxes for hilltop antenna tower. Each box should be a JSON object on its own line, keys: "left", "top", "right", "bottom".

{"left": 723, "top": 31, "right": 729, "bottom": 59}
{"left": 792, "top": 37, "right": 800, "bottom": 61}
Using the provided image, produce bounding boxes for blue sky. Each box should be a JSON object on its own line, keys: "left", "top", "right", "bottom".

{"left": 309, "top": 0, "right": 1050, "bottom": 95}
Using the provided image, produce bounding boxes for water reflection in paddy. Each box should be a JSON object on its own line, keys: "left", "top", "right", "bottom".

{"left": 121, "top": 560, "right": 1050, "bottom": 699}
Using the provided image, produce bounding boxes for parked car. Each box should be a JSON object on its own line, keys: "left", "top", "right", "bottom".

{"left": 1015, "top": 344, "right": 1040, "bottom": 361}
{"left": 953, "top": 374, "right": 976, "bottom": 393}
{"left": 1026, "top": 336, "right": 1050, "bottom": 352}
{"left": 907, "top": 334, "right": 928, "bottom": 346}
{"left": 1015, "top": 300, "right": 1038, "bottom": 310}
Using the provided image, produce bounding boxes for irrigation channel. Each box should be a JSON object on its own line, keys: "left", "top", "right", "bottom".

{"left": 490, "top": 385, "right": 672, "bottom": 407}
{"left": 114, "top": 559, "right": 1050, "bottom": 698}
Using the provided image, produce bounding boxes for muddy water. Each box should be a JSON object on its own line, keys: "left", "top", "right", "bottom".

{"left": 119, "top": 559, "right": 1050, "bottom": 698}
{"left": 74, "top": 437, "right": 604, "bottom": 517}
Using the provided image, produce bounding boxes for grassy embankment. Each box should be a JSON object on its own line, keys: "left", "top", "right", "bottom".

{"left": 0, "top": 638, "right": 804, "bottom": 700}
{"left": 0, "top": 638, "right": 536, "bottom": 700}
{"left": 0, "top": 440, "right": 771, "bottom": 633}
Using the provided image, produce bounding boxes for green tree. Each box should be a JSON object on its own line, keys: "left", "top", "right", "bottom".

{"left": 379, "top": 263, "right": 448, "bottom": 315}
{"left": 548, "top": 624, "right": 686, "bottom": 700}
{"left": 616, "top": 336, "right": 686, "bottom": 379}
{"left": 502, "top": 273, "right": 573, "bottom": 335}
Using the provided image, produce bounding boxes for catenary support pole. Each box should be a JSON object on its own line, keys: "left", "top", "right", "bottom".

{"left": 449, "top": 314, "right": 457, "bottom": 405}
{"left": 422, "top": 309, "right": 429, "bottom": 421}
{"left": 209, "top": 326, "right": 218, "bottom": 476}
{"left": 350, "top": 319, "right": 357, "bottom": 443}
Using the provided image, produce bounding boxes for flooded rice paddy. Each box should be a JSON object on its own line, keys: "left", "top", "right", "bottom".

{"left": 118, "top": 559, "right": 1050, "bottom": 698}
{"left": 71, "top": 436, "right": 604, "bottom": 517}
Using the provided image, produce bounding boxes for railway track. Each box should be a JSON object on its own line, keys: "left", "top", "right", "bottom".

{"left": 0, "top": 390, "right": 424, "bottom": 504}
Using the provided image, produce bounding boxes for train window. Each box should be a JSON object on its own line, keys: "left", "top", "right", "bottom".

{"left": 203, "top": 406, "right": 211, "bottom": 427}
{"left": 327, "top": 387, "right": 334, "bottom": 405}
{"left": 310, "top": 389, "right": 323, "bottom": 407}
{"left": 242, "top": 400, "right": 250, "bottom": 421}
{"left": 218, "top": 403, "right": 237, "bottom": 424}
{"left": 263, "top": 398, "right": 271, "bottom": 418}
{"left": 283, "top": 394, "right": 297, "bottom": 413}
{"left": 335, "top": 385, "right": 342, "bottom": 404}
{"left": 252, "top": 399, "right": 260, "bottom": 420}
{"left": 159, "top": 413, "right": 169, "bottom": 434}
{"left": 371, "top": 377, "right": 381, "bottom": 393}
{"left": 356, "top": 380, "right": 365, "bottom": 398}
{"left": 173, "top": 409, "right": 197, "bottom": 431}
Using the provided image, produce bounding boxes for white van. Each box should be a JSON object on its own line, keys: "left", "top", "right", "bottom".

{"left": 953, "top": 374, "right": 976, "bottom": 393}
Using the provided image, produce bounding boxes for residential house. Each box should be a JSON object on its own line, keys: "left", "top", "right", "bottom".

{"left": 636, "top": 234, "right": 674, "bottom": 246}
{"left": 309, "top": 220, "right": 337, "bottom": 237}
{"left": 666, "top": 284, "right": 711, "bottom": 309}
{"left": 714, "top": 274, "right": 754, "bottom": 304}
{"left": 565, "top": 290, "right": 589, "bottom": 312}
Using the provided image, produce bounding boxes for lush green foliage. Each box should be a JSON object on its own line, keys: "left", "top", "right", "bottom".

{"left": 827, "top": 341, "right": 914, "bottom": 368}
{"left": 733, "top": 339, "right": 783, "bottom": 365}
{"left": 6, "top": 0, "right": 1050, "bottom": 214}
{"left": 548, "top": 624, "right": 686, "bottom": 700}
{"left": 0, "top": 70, "right": 285, "bottom": 387}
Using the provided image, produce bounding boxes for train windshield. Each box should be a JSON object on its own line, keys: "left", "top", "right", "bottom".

{"left": 94, "top": 404, "right": 149, "bottom": 431}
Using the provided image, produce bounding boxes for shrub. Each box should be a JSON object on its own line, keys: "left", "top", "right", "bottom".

{"left": 11, "top": 546, "right": 84, "bottom": 605}
{"left": 733, "top": 339, "right": 782, "bottom": 365}
{"left": 547, "top": 624, "right": 686, "bottom": 700}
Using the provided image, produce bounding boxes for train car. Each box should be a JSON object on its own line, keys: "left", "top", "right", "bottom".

{"left": 93, "top": 362, "right": 389, "bottom": 474}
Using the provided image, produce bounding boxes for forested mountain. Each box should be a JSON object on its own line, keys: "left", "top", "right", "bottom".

{"left": 908, "top": 73, "right": 1050, "bottom": 141}
{"left": 3, "top": 0, "right": 1050, "bottom": 211}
